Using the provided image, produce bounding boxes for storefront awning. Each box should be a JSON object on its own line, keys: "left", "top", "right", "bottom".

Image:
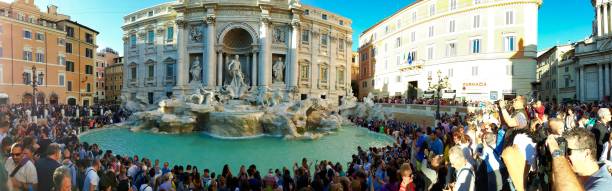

{"left": 0, "top": 93, "right": 8, "bottom": 99}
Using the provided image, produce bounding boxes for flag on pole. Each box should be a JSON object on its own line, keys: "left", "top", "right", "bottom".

{"left": 407, "top": 53, "right": 413, "bottom": 65}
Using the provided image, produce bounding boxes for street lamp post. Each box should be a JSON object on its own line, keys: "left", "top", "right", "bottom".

{"left": 23, "top": 66, "right": 44, "bottom": 117}
{"left": 427, "top": 70, "right": 449, "bottom": 121}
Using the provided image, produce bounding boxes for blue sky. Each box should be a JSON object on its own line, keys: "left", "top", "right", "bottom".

{"left": 15, "top": 0, "right": 596, "bottom": 55}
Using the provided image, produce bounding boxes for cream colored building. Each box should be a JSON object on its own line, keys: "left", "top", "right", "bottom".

{"left": 122, "top": 0, "right": 352, "bottom": 106}
{"left": 358, "top": 0, "right": 541, "bottom": 101}
{"left": 536, "top": 44, "right": 576, "bottom": 103}
{"left": 574, "top": 0, "right": 612, "bottom": 102}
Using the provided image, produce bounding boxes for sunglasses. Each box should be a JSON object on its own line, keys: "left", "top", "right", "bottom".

{"left": 567, "top": 148, "right": 589, "bottom": 156}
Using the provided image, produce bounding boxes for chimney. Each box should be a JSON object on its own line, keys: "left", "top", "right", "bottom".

{"left": 47, "top": 5, "right": 57, "bottom": 15}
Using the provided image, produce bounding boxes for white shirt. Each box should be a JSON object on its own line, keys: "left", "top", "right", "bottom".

{"left": 139, "top": 184, "right": 153, "bottom": 191}
{"left": 455, "top": 163, "right": 475, "bottom": 191}
{"left": 127, "top": 165, "right": 139, "bottom": 178}
{"left": 83, "top": 167, "right": 99, "bottom": 191}
{"left": 600, "top": 141, "right": 612, "bottom": 162}
{"left": 4, "top": 157, "right": 38, "bottom": 185}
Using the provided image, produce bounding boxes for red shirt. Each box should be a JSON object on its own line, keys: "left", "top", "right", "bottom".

{"left": 399, "top": 182, "right": 415, "bottom": 191}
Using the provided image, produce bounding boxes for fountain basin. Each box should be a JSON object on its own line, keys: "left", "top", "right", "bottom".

{"left": 79, "top": 126, "right": 394, "bottom": 173}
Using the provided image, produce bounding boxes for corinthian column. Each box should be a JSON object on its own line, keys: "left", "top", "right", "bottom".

{"left": 206, "top": 15, "right": 216, "bottom": 88}
{"left": 217, "top": 49, "right": 223, "bottom": 86}
{"left": 605, "top": 4, "right": 609, "bottom": 36}
{"left": 259, "top": 16, "right": 271, "bottom": 87}
{"left": 173, "top": 19, "right": 188, "bottom": 96}
{"left": 289, "top": 18, "right": 300, "bottom": 88}
{"left": 252, "top": 48, "right": 258, "bottom": 86}
{"left": 598, "top": 5, "right": 603, "bottom": 36}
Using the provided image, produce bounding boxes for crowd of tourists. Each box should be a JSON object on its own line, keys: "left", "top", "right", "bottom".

{"left": 1, "top": 96, "right": 612, "bottom": 191}
{"left": 369, "top": 97, "right": 479, "bottom": 107}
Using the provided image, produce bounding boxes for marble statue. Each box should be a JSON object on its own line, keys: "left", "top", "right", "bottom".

{"left": 228, "top": 55, "right": 245, "bottom": 87}
{"left": 190, "top": 56, "right": 202, "bottom": 83}
{"left": 274, "top": 27, "right": 285, "bottom": 43}
{"left": 273, "top": 57, "right": 285, "bottom": 83}
{"left": 189, "top": 25, "right": 202, "bottom": 42}
{"left": 224, "top": 55, "right": 247, "bottom": 99}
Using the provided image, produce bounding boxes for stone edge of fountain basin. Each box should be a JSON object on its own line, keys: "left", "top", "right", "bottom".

{"left": 78, "top": 123, "right": 396, "bottom": 144}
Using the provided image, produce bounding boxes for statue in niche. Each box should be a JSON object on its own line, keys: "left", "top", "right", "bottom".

{"left": 189, "top": 25, "right": 202, "bottom": 42}
{"left": 274, "top": 27, "right": 285, "bottom": 43}
{"left": 190, "top": 56, "right": 201, "bottom": 83}
{"left": 228, "top": 55, "right": 245, "bottom": 87}
{"left": 273, "top": 57, "right": 285, "bottom": 83}
{"left": 224, "top": 55, "right": 247, "bottom": 99}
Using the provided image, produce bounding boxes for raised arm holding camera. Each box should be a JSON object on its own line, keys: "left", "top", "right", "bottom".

{"left": 498, "top": 97, "right": 528, "bottom": 129}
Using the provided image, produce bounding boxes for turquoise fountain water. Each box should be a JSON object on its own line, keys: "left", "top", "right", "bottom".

{"left": 79, "top": 126, "right": 394, "bottom": 173}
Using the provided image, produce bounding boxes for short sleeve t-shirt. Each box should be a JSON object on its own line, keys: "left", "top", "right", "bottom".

{"left": 4, "top": 157, "right": 38, "bottom": 185}
{"left": 584, "top": 164, "right": 612, "bottom": 191}
{"left": 514, "top": 112, "right": 527, "bottom": 129}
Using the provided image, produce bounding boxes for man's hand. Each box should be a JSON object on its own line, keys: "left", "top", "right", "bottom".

{"left": 498, "top": 100, "right": 506, "bottom": 108}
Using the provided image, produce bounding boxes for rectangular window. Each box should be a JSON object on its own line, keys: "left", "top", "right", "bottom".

{"left": 470, "top": 39, "right": 481, "bottom": 54}
{"left": 300, "top": 64, "right": 309, "bottom": 81}
{"left": 448, "top": 68, "right": 454, "bottom": 77}
{"left": 86, "top": 48, "right": 93, "bottom": 58}
{"left": 166, "top": 64, "right": 175, "bottom": 81}
{"left": 35, "top": 52, "right": 44, "bottom": 62}
{"left": 506, "top": 11, "right": 514, "bottom": 25}
{"left": 66, "top": 61, "right": 75, "bottom": 72}
{"left": 446, "top": 42, "right": 457, "bottom": 57}
{"left": 167, "top": 27, "right": 174, "bottom": 42}
{"left": 321, "top": 34, "right": 328, "bottom": 46}
{"left": 473, "top": 15, "right": 481, "bottom": 28}
{"left": 411, "top": 31, "right": 416, "bottom": 42}
{"left": 130, "top": 34, "right": 137, "bottom": 46}
{"left": 339, "top": 20, "right": 344, "bottom": 26}
{"left": 471, "top": 66, "right": 479, "bottom": 76}
{"left": 131, "top": 67, "right": 137, "bottom": 81}
{"left": 59, "top": 74, "right": 65, "bottom": 86}
{"left": 23, "top": 51, "right": 32, "bottom": 61}
{"left": 66, "top": 26, "right": 74, "bottom": 37}
{"left": 396, "top": 37, "right": 401, "bottom": 48}
{"left": 322, "top": 14, "right": 328, "bottom": 20}
{"left": 320, "top": 66, "right": 328, "bottom": 83}
{"left": 339, "top": 39, "right": 345, "bottom": 51}
{"left": 148, "top": 11, "right": 153, "bottom": 17}
{"left": 304, "top": 10, "right": 310, "bottom": 15}
{"left": 35, "top": 33, "right": 44, "bottom": 40}
{"left": 85, "top": 65, "right": 93, "bottom": 75}
{"left": 450, "top": 0, "right": 457, "bottom": 10}
{"left": 412, "top": 12, "right": 417, "bottom": 22}
{"left": 24, "top": 30, "right": 31, "bottom": 39}
{"left": 148, "top": 30, "right": 155, "bottom": 44}
{"left": 449, "top": 20, "right": 456, "bottom": 33}
{"left": 67, "top": 81, "right": 72, "bottom": 91}
{"left": 66, "top": 43, "right": 72, "bottom": 53}
{"left": 148, "top": 65, "right": 154, "bottom": 79}
{"left": 428, "top": 26, "right": 434, "bottom": 37}
{"left": 565, "top": 77, "right": 570, "bottom": 87}
{"left": 302, "top": 30, "right": 310, "bottom": 44}
{"left": 58, "top": 55, "right": 65, "bottom": 65}
{"left": 429, "top": 4, "right": 436, "bottom": 16}
{"left": 87, "top": 83, "right": 91, "bottom": 92}
{"left": 474, "top": 0, "right": 481, "bottom": 4}
{"left": 565, "top": 66, "right": 569, "bottom": 72}
{"left": 504, "top": 36, "right": 516, "bottom": 52}
{"left": 86, "top": 33, "right": 93, "bottom": 44}
{"left": 427, "top": 46, "right": 434, "bottom": 60}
